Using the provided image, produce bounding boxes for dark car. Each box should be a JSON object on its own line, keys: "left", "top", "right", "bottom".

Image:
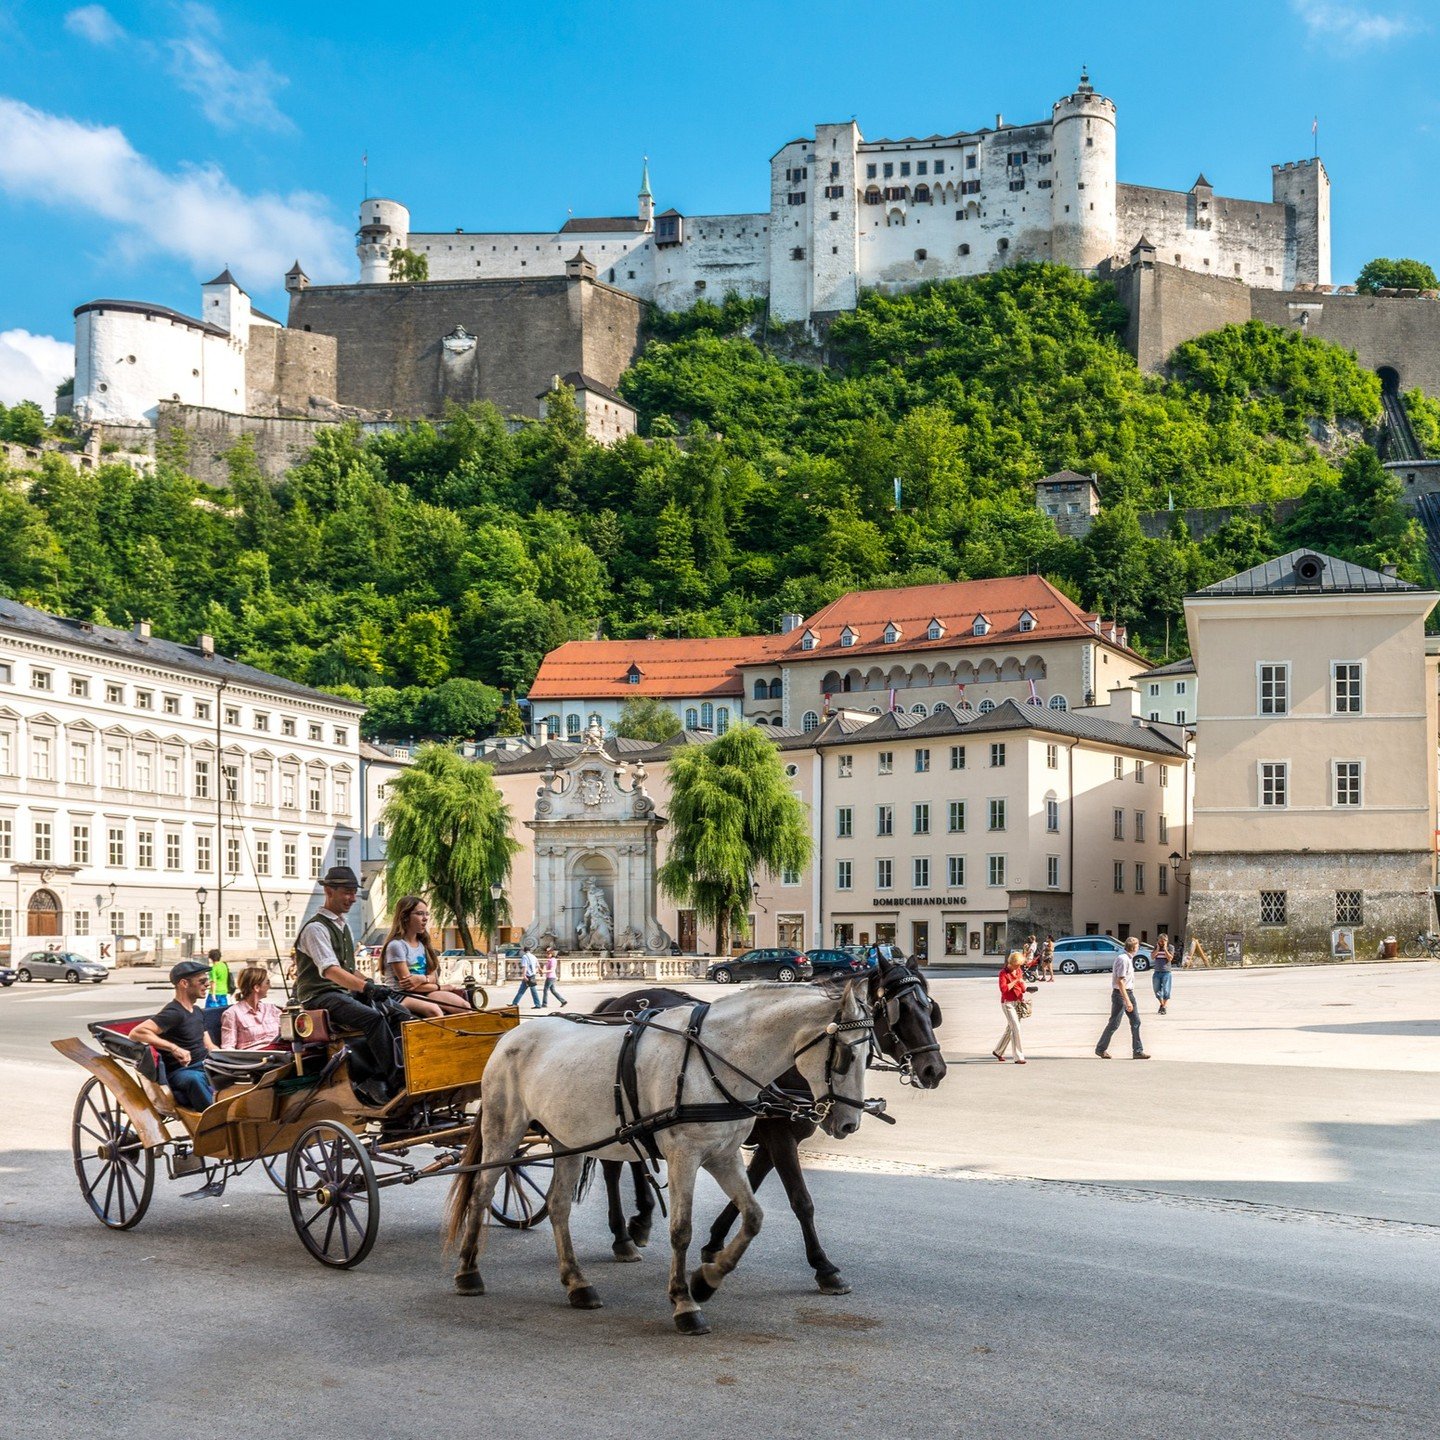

{"left": 804, "top": 947, "right": 875, "bottom": 978}
{"left": 14, "top": 950, "right": 109, "bottom": 984}
{"left": 707, "top": 948, "right": 813, "bottom": 984}
{"left": 0, "top": 963, "right": 15, "bottom": 988}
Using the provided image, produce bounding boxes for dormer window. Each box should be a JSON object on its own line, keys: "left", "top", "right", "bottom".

{"left": 625, "top": 663, "right": 643, "bottom": 685}
{"left": 800, "top": 630, "right": 818, "bottom": 652}
{"left": 839, "top": 627, "right": 857, "bottom": 648}
{"left": 926, "top": 618, "right": 944, "bottom": 641}
{"left": 1018, "top": 611, "right": 1036, "bottom": 633}
{"left": 883, "top": 622, "right": 901, "bottom": 644}
{"left": 972, "top": 615, "right": 990, "bottom": 637}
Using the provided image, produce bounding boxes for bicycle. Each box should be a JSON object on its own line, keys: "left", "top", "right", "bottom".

{"left": 1400, "top": 931, "right": 1440, "bottom": 959}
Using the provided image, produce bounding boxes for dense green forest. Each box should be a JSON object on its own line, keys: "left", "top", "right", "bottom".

{"left": 0, "top": 265, "right": 1429, "bottom": 738}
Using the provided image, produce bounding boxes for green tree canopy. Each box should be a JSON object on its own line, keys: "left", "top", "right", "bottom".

{"left": 389, "top": 248, "right": 430, "bottom": 283}
{"left": 415, "top": 677, "right": 503, "bottom": 738}
{"left": 614, "top": 695, "right": 683, "bottom": 742}
{"left": 1356, "top": 257, "right": 1439, "bottom": 294}
{"left": 658, "top": 726, "right": 812, "bottom": 954}
{"left": 381, "top": 745, "right": 520, "bottom": 952}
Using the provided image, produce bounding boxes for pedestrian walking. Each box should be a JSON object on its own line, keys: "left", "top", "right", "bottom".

{"left": 1151, "top": 931, "right": 1175, "bottom": 1014}
{"left": 539, "top": 946, "right": 567, "bottom": 1008}
{"left": 205, "top": 948, "right": 231, "bottom": 1009}
{"left": 511, "top": 944, "right": 542, "bottom": 1009}
{"left": 1096, "top": 936, "right": 1150, "bottom": 1060}
{"left": 992, "top": 951, "right": 1032, "bottom": 1064}
{"left": 1040, "top": 933, "right": 1056, "bottom": 982}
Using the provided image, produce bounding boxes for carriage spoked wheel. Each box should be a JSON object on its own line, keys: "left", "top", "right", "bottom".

{"left": 286, "top": 1120, "right": 380, "bottom": 1268}
{"left": 71, "top": 1076, "right": 155, "bottom": 1230}
{"left": 260, "top": 1152, "right": 287, "bottom": 1192}
{"left": 489, "top": 1139, "right": 553, "bottom": 1229}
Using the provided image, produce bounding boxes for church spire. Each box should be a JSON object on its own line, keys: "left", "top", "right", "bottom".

{"left": 639, "top": 155, "right": 652, "bottom": 198}
{"left": 638, "top": 155, "right": 654, "bottom": 229}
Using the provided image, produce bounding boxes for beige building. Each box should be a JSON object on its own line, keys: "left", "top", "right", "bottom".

{"left": 1183, "top": 550, "right": 1439, "bottom": 960}
{"left": 487, "top": 692, "right": 1190, "bottom": 963}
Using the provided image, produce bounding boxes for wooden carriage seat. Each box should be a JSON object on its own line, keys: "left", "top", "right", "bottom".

{"left": 91, "top": 1017, "right": 177, "bottom": 1115}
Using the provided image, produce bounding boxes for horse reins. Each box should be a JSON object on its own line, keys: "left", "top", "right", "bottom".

{"left": 868, "top": 965, "right": 944, "bottom": 1084}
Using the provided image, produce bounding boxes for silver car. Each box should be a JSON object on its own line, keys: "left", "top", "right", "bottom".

{"left": 13, "top": 949, "right": 109, "bottom": 984}
{"left": 1051, "top": 936, "right": 1152, "bottom": 975}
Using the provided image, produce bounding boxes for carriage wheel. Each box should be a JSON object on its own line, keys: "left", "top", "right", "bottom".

{"left": 71, "top": 1076, "right": 155, "bottom": 1230}
{"left": 489, "top": 1140, "right": 552, "bottom": 1229}
{"left": 286, "top": 1121, "right": 380, "bottom": 1268}
{"left": 260, "top": 1152, "right": 287, "bottom": 1192}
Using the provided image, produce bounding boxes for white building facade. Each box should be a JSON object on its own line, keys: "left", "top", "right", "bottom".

{"left": 0, "top": 599, "right": 364, "bottom": 966}
{"left": 358, "top": 73, "right": 1328, "bottom": 323}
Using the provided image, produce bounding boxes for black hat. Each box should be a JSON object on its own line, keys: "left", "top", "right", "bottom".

{"left": 170, "top": 959, "right": 210, "bottom": 983}
{"left": 320, "top": 865, "right": 360, "bottom": 888}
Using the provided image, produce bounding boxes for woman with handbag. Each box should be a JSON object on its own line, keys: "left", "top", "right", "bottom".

{"left": 993, "top": 950, "right": 1031, "bottom": 1064}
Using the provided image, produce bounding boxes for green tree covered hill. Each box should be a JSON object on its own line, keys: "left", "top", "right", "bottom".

{"left": 0, "top": 265, "right": 1426, "bottom": 736}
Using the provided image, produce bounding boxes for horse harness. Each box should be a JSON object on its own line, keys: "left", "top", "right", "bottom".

{"left": 869, "top": 965, "right": 944, "bottom": 1085}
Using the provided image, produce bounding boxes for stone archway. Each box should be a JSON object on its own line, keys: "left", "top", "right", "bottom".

{"left": 27, "top": 888, "right": 61, "bottom": 936}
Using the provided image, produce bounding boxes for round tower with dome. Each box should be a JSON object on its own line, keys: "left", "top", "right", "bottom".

{"left": 357, "top": 197, "right": 411, "bottom": 283}
{"left": 1049, "top": 69, "right": 1118, "bottom": 271}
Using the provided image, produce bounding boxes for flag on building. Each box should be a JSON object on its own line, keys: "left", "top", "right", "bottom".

{"left": 887, "top": 687, "right": 897, "bottom": 712}
{"left": 1028, "top": 678, "right": 1040, "bottom": 705}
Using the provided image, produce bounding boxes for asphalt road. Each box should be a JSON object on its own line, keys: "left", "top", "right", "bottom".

{"left": 2, "top": 964, "right": 1438, "bottom": 1438}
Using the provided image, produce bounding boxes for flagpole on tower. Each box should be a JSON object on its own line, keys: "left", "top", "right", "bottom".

{"left": 1311, "top": 116, "right": 1318, "bottom": 160}
{"left": 363, "top": 151, "right": 369, "bottom": 200}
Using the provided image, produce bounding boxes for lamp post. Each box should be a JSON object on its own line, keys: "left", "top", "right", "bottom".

{"left": 95, "top": 883, "right": 117, "bottom": 962}
{"left": 196, "top": 886, "right": 208, "bottom": 957}
{"left": 1167, "top": 851, "right": 1191, "bottom": 895}
{"left": 487, "top": 881, "right": 505, "bottom": 989}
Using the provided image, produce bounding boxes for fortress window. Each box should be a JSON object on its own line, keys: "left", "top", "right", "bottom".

{"left": 830, "top": 211, "right": 839, "bottom": 220}
{"left": 191, "top": 368, "right": 199, "bottom": 376}
{"left": 1009, "top": 180, "right": 1025, "bottom": 191}
{"left": 788, "top": 192, "right": 807, "bottom": 205}
{"left": 934, "top": 159, "right": 945, "bottom": 173}
{"left": 791, "top": 247, "right": 805, "bottom": 260}
{"left": 830, "top": 160, "right": 840, "bottom": 177}
{"left": 900, "top": 162, "right": 910, "bottom": 176}
{"left": 997, "top": 238, "right": 1009, "bottom": 252}
{"left": 883, "top": 162, "right": 894, "bottom": 178}
{"left": 628, "top": 270, "right": 635, "bottom": 279}
{"left": 1038, "top": 153, "right": 1052, "bottom": 164}
{"left": 867, "top": 163, "right": 877, "bottom": 178}
{"left": 1087, "top": 137, "right": 1094, "bottom": 147}
{"left": 916, "top": 161, "right": 927, "bottom": 175}
{"left": 914, "top": 249, "right": 927, "bottom": 261}
{"left": 1038, "top": 179, "right": 1051, "bottom": 189}
{"left": 958, "top": 244, "right": 970, "bottom": 256}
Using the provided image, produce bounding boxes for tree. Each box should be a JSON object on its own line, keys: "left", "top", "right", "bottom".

{"left": 1356, "top": 257, "right": 1438, "bottom": 294}
{"left": 415, "top": 677, "right": 503, "bottom": 738}
{"left": 381, "top": 745, "right": 520, "bottom": 952}
{"left": 2, "top": 400, "right": 47, "bottom": 446}
{"left": 659, "top": 727, "right": 811, "bottom": 954}
{"left": 495, "top": 697, "right": 525, "bottom": 735}
{"left": 389, "top": 248, "right": 430, "bottom": 282}
{"left": 614, "top": 695, "right": 682, "bottom": 742}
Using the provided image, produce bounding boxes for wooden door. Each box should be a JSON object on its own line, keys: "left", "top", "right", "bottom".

{"left": 677, "top": 910, "right": 697, "bottom": 952}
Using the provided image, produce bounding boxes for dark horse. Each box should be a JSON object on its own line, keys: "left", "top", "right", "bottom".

{"left": 593, "top": 954, "right": 945, "bottom": 1294}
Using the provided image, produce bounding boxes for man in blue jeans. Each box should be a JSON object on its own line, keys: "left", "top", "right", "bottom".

{"left": 131, "top": 959, "right": 218, "bottom": 1109}
{"left": 1095, "top": 937, "right": 1151, "bottom": 1060}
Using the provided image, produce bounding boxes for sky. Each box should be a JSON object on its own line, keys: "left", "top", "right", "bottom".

{"left": 0, "top": 0, "right": 1437, "bottom": 406}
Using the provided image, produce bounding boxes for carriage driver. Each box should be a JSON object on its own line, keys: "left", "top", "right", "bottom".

{"left": 294, "top": 866, "right": 405, "bottom": 1107}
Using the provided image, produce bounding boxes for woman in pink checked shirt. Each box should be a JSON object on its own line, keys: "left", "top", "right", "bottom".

{"left": 220, "top": 966, "right": 283, "bottom": 1049}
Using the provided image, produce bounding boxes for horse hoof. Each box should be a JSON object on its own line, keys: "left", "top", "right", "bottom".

{"left": 568, "top": 1286, "right": 604, "bottom": 1310}
{"left": 628, "top": 1219, "right": 652, "bottom": 1247}
{"left": 612, "top": 1241, "right": 643, "bottom": 1263}
{"left": 454, "top": 1271, "right": 485, "bottom": 1296}
{"left": 674, "top": 1310, "right": 711, "bottom": 1336}
{"left": 817, "top": 1274, "right": 852, "bottom": 1296}
{"left": 689, "top": 1266, "right": 719, "bottom": 1303}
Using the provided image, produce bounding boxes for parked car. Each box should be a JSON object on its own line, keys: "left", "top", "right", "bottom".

{"left": 0, "top": 963, "right": 15, "bottom": 988}
{"left": 707, "top": 948, "right": 813, "bottom": 984}
{"left": 804, "top": 947, "right": 875, "bottom": 978}
{"left": 1051, "top": 935, "right": 1152, "bottom": 975}
{"left": 13, "top": 950, "right": 109, "bottom": 984}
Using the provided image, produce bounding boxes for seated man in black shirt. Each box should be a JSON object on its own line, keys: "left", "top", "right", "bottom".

{"left": 130, "top": 959, "right": 218, "bottom": 1111}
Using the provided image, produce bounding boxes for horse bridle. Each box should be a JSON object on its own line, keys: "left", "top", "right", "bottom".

{"left": 789, "top": 1008, "right": 877, "bottom": 1122}
{"left": 870, "top": 964, "right": 943, "bottom": 1085}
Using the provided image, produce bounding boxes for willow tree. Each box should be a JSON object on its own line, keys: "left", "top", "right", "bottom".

{"left": 659, "top": 726, "right": 812, "bottom": 955}
{"left": 381, "top": 744, "right": 519, "bottom": 952}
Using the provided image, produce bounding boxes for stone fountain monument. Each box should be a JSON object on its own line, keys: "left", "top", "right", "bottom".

{"left": 521, "top": 725, "right": 672, "bottom": 956}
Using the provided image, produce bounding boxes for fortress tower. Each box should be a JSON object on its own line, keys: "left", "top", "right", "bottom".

{"left": 638, "top": 159, "right": 654, "bottom": 230}
{"left": 1272, "top": 157, "right": 1330, "bottom": 287}
{"left": 1050, "top": 70, "right": 1118, "bottom": 271}
{"left": 357, "top": 197, "right": 411, "bottom": 284}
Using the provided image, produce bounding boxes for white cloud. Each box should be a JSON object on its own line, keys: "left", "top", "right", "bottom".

{"left": 0, "top": 330, "right": 75, "bottom": 409}
{"left": 64, "top": 5, "right": 124, "bottom": 46}
{"left": 1292, "top": 1, "right": 1418, "bottom": 47}
{"left": 166, "top": 4, "right": 292, "bottom": 133}
{"left": 0, "top": 96, "right": 350, "bottom": 284}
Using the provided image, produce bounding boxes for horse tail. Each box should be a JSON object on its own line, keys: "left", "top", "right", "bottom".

{"left": 442, "top": 1118, "right": 484, "bottom": 1254}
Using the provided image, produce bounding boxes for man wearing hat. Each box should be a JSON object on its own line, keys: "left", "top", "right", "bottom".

{"left": 294, "top": 865, "right": 404, "bottom": 1105}
{"left": 130, "top": 959, "right": 218, "bottom": 1111}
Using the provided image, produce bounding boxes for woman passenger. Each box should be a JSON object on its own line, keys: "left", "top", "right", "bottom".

{"left": 383, "top": 895, "right": 471, "bottom": 1018}
{"left": 219, "top": 965, "right": 283, "bottom": 1049}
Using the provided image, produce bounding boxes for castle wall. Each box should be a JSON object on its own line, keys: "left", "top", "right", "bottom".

{"left": 1106, "top": 258, "right": 1253, "bottom": 374}
{"left": 649, "top": 214, "right": 770, "bottom": 312}
{"left": 286, "top": 274, "right": 645, "bottom": 418}
{"left": 244, "top": 327, "right": 339, "bottom": 413}
{"left": 412, "top": 228, "right": 654, "bottom": 287}
{"left": 1116, "top": 184, "right": 1293, "bottom": 288}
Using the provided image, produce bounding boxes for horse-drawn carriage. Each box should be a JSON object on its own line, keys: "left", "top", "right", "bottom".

{"left": 53, "top": 1000, "right": 553, "bottom": 1268}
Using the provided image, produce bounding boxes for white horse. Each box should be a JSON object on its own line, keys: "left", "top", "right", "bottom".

{"left": 443, "top": 983, "right": 873, "bottom": 1335}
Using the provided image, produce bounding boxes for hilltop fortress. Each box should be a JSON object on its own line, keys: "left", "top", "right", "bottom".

{"left": 354, "top": 71, "right": 1330, "bottom": 319}
{"left": 66, "top": 72, "right": 1440, "bottom": 482}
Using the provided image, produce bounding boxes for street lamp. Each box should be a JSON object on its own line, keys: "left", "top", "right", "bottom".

{"left": 1167, "top": 851, "right": 1191, "bottom": 895}
{"left": 196, "top": 886, "right": 208, "bottom": 952}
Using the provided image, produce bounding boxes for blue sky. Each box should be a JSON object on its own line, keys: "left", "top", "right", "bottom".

{"left": 1, "top": 0, "right": 1437, "bottom": 404}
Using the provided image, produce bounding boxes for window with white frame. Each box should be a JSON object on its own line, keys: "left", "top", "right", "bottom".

{"left": 0, "top": 817, "right": 11, "bottom": 860}
{"left": 1159, "top": 814, "right": 1168, "bottom": 843}
{"left": 913, "top": 802, "right": 930, "bottom": 835}
{"left": 1134, "top": 811, "right": 1145, "bottom": 843}
{"left": 255, "top": 914, "right": 268, "bottom": 940}
{"left": 72, "top": 679, "right": 91, "bottom": 700}
{"left": 883, "top": 622, "right": 900, "bottom": 644}
{"left": 282, "top": 718, "right": 296, "bottom": 737}
{"left": 73, "top": 910, "right": 90, "bottom": 936}
{"left": 283, "top": 842, "right": 298, "bottom": 878}
{"left": 284, "top": 914, "right": 297, "bottom": 940}
{"left": 1113, "top": 808, "right": 1124, "bottom": 840}
{"left": 950, "top": 745, "right": 965, "bottom": 770}
{"left": 1149, "top": 683, "right": 1160, "bottom": 697}
{"left": 1175, "top": 681, "right": 1187, "bottom": 695}
{"left": 1046, "top": 797, "right": 1059, "bottom": 832}
{"left": 105, "top": 746, "right": 124, "bottom": 788}
{"left": 914, "top": 748, "right": 930, "bottom": 773}
{"left": 1159, "top": 765, "right": 1170, "bottom": 788}
{"left": 72, "top": 823, "right": 90, "bottom": 864}
{"left": 987, "top": 854, "right": 1006, "bottom": 886}
{"left": 223, "top": 764, "right": 239, "bottom": 801}
{"left": 1159, "top": 866, "right": 1169, "bottom": 895}
{"left": 33, "top": 820, "right": 51, "bottom": 862}
{"left": 105, "top": 683, "right": 123, "bottom": 705}
{"left": 311, "top": 843, "right": 324, "bottom": 878}
{"left": 913, "top": 857, "right": 930, "bottom": 888}
{"left": 1113, "top": 756, "right": 1123, "bottom": 779}
{"left": 0, "top": 731, "right": 11, "bottom": 774}
{"left": 136, "top": 829, "right": 154, "bottom": 868}
{"left": 878, "top": 751, "right": 893, "bottom": 775}
{"left": 947, "top": 855, "right": 965, "bottom": 887}
{"left": 1048, "top": 695, "right": 1068, "bottom": 711}
{"left": 335, "top": 726, "right": 349, "bottom": 746}
{"left": 836, "top": 859, "right": 853, "bottom": 890}
{"left": 107, "top": 826, "right": 125, "bottom": 866}
{"left": 135, "top": 752, "right": 152, "bottom": 791}
{"left": 0, "top": 909, "right": 11, "bottom": 939}
{"left": 1260, "top": 762, "right": 1288, "bottom": 807}
{"left": 978, "top": 699, "right": 995, "bottom": 714}
{"left": 948, "top": 800, "right": 965, "bottom": 833}
{"left": 136, "top": 690, "right": 153, "bottom": 712}
{"left": 1047, "top": 855, "right": 1059, "bottom": 888}
{"left": 163, "top": 694, "right": 180, "bottom": 715}
{"left": 281, "top": 773, "right": 296, "bottom": 808}
{"left": 308, "top": 779, "right": 323, "bottom": 813}
{"left": 31, "top": 668, "right": 52, "bottom": 692}
{"left": 31, "top": 735, "right": 52, "bottom": 780}
{"left": 700, "top": 704, "right": 714, "bottom": 730}
{"left": 838, "top": 754, "right": 853, "bottom": 777}
{"left": 69, "top": 742, "right": 89, "bottom": 785}
{"left": 1332, "top": 662, "right": 1363, "bottom": 715}
{"left": 1335, "top": 890, "right": 1363, "bottom": 925}
{"left": 781, "top": 867, "right": 801, "bottom": 886}
{"left": 1260, "top": 890, "right": 1287, "bottom": 925}
{"left": 839, "top": 628, "right": 856, "bottom": 648}
{"left": 1258, "top": 663, "right": 1289, "bottom": 716}
{"left": 138, "top": 911, "right": 154, "bottom": 938}
{"left": 227, "top": 837, "right": 242, "bottom": 875}
{"left": 197, "top": 834, "right": 211, "bottom": 872}
{"left": 256, "top": 839, "right": 270, "bottom": 875}
{"left": 987, "top": 799, "right": 1006, "bottom": 831}
{"left": 163, "top": 755, "right": 179, "bottom": 795}
{"left": 1113, "top": 861, "right": 1124, "bottom": 892}
{"left": 1134, "top": 863, "right": 1145, "bottom": 894}
{"left": 1046, "top": 744, "right": 1058, "bottom": 769}
{"left": 165, "top": 832, "right": 180, "bottom": 869}
{"left": 194, "top": 759, "right": 211, "bottom": 799}
{"left": 1334, "top": 761, "right": 1362, "bottom": 807}
{"left": 194, "top": 700, "right": 210, "bottom": 722}
{"left": 927, "top": 620, "right": 943, "bottom": 640}
{"left": 802, "top": 710, "right": 820, "bottom": 732}
{"left": 336, "top": 841, "right": 349, "bottom": 867}
{"left": 836, "top": 806, "right": 853, "bottom": 838}
{"left": 166, "top": 911, "right": 181, "bottom": 939}
{"left": 1135, "top": 760, "right": 1145, "bottom": 783}
{"left": 227, "top": 913, "right": 241, "bottom": 939}
{"left": 877, "top": 805, "right": 893, "bottom": 837}
{"left": 876, "top": 858, "right": 894, "bottom": 889}
{"left": 989, "top": 743, "right": 1005, "bottom": 767}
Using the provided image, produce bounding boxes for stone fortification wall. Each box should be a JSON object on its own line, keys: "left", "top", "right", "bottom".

{"left": 1116, "top": 184, "right": 1293, "bottom": 289}
{"left": 287, "top": 274, "right": 644, "bottom": 418}
{"left": 1104, "top": 257, "right": 1252, "bottom": 374}
{"left": 245, "top": 327, "right": 338, "bottom": 413}
{"left": 1135, "top": 498, "right": 1302, "bottom": 542}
